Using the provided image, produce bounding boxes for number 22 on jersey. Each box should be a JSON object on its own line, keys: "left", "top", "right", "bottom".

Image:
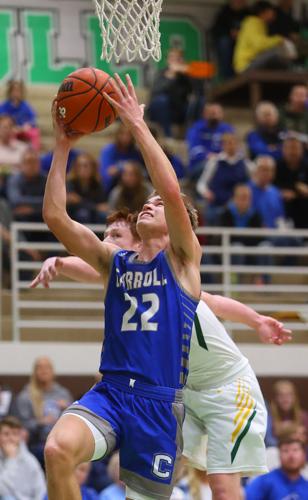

{"left": 121, "top": 292, "right": 160, "bottom": 332}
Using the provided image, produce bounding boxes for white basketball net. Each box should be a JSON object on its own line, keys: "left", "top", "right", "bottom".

{"left": 93, "top": 0, "right": 163, "bottom": 63}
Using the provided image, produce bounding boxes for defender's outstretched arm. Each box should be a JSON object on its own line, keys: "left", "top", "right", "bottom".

{"left": 202, "top": 292, "right": 292, "bottom": 345}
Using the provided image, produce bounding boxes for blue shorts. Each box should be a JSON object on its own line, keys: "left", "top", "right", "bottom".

{"left": 64, "top": 375, "right": 184, "bottom": 499}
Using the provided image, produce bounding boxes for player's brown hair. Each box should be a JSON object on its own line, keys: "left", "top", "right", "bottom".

{"left": 0, "top": 416, "right": 22, "bottom": 431}
{"left": 147, "top": 191, "right": 199, "bottom": 230}
{"left": 106, "top": 208, "right": 140, "bottom": 241}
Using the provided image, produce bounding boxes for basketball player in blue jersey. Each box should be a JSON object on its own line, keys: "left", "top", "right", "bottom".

{"left": 42, "top": 73, "right": 201, "bottom": 500}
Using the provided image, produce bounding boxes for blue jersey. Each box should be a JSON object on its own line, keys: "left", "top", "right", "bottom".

{"left": 100, "top": 250, "right": 199, "bottom": 389}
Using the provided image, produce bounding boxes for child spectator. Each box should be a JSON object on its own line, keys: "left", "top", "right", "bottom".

{"left": 0, "top": 416, "right": 46, "bottom": 500}
{"left": 0, "top": 80, "right": 41, "bottom": 150}
{"left": 211, "top": 0, "right": 250, "bottom": 79}
{"left": 14, "top": 356, "right": 73, "bottom": 466}
{"left": 274, "top": 136, "right": 308, "bottom": 228}
{"left": 108, "top": 161, "right": 152, "bottom": 213}
{"left": 7, "top": 148, "right": 46, "bottom": 222}
{"left": 0, "top": 115, "right": 27, "bottom": 172}
{"left": 186, "top": 103, "right": 234, "bottom": 180}
{"left": 266, "top": 380, "right": 308, "bottom": 446}
{"left": 67, "top": 152, "right": 109, "bottom": 224}
{"left": 247, "top": 101, "right": 283, "bottom": 160}
{"left": 44, "top": 462, "right": 99, "bottom": 500}
{"left": 233, "top": 0, "right": 289, "bottom": 73}
{"left": 249, "top": 155, "right": 285, "bottom": 228}
{"left": 280, "top": 85, "right": 308, "bottom": 137}
{"left": 98, "top": 123, "right": 143, "bottom": 193}
{"left": 0, "top": 384, "right": 14, "bottom": 418}
{"left": 219, "top": 184, "right": 262, "bottom": 232}
{"left": 147, "top": 48, "right": 192, "bottom": 137}
{"left": 246, "top": 436, "right": 308, "bottom": 499}
{"left": 196, "top": 132, "right": 250, "bottom": 223}
{"left": 40, "top": 148, "right": 80, "bottom": 174}
{"left": 99, "top": 452, "right": 125, "bottom": 500}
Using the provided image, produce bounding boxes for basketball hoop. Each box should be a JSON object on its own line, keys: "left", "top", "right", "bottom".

{"left": 93, "top": 0, "right": 163, "bottom": 63}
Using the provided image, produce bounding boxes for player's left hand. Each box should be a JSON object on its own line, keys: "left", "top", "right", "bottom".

{"left": 51, "top": 99, "right": 83, "bottom": 147}
{"left": 256, "top": 315, "right": 292, "bottom": 346}
{"left": 103, "top": 73, "right": 145, "bottom": 129}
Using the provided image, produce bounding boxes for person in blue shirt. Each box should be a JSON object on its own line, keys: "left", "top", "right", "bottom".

{"left": 40, "top": 148, "right": 80, "bottom": 174}
{"left": 249, "top": 155, "right": 285, "bottom": 228}
{"left": 196, "top": 132, "right": 250, "bottom": 224}
{"left": 246, "top": 437, "right": 308, "bottom": 499}
{"left": 99, "top": 452, "right": 125, "bottom": 500}
{"left": 0, "top": 80, "right": 41, "bottom": 150}
{"left": 186, "top": 102, "right": 234, "bottom": 180}
{"left": 246, "top": 101, "right": 284, "bottom": 161}
{"left": 44, "top": 462, "right": 99, "bottom": 500}
{"left": 98, "top": 122, "right": 143, "bottom": 193}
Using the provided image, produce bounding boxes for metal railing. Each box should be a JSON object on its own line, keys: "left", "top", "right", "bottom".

{"left": 9, "top": 222, "right": 308, "bottom": 342}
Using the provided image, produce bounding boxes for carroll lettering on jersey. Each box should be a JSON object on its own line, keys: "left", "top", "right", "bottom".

{"left": 116, "top": 268, "right": 168, "bottom": 290}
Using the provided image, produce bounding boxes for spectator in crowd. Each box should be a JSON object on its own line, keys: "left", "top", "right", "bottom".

{"left": 280, "top": 85, "right": 308, "bottom": 136}
{"left": 147, "top": 47, "right": 192, "bottom": 137}
{"left": 196, "top": 132, "right": 250, "bottom": 223}
{"left": 66, "top": 152, "right": 109, "bottom": 224}
{"left": 14, "top": 356, "right": 73, "bottom": 465}
{"left": 0, "top": 198, "right": 12, "bottom": 288}
{"left": 266, "top": 380, "right": 308, "bottom": 446}
{"left": 108, "top": 161, "right": 152, "bottom": 213}
{"left": 150, "top": 127, "right": 186, "bottom": 180}
{"left": 274, "top": 136, "right": 308, "bottom": 228}
{"left": 266, "top": 423, "right": 308, "bottom": 476}
{"left": 186, "top": 103, "right": 234, "bottom": 180}
{"left": 99, "top": 452, "right": 185, "bottom": 500}
{"left": 219, "top": 184, "right": 270, "bottom": 283}
{"left": 0, "top": 384, "right": 13, "bottom": 418}
{"left": 0, "top": 416, "right": 46, "bottom": 500}
{"left": 86, "top": 459, "right": 112, "bottom": 496}
{"left": 6, "top": 148, "right": 46, "bottom": 222}
{"left": 233, "top": 0, "right": 290, "bottom": 74}
{"left": 249, "top": 155, "right": 285, "bottom": 228}
{"left": 45, "top": 462, "right": 99, "bottom": 500}
{"left": 40, "top": 148, "right": 80, "bottom": 174}
{"left": 270, "top": 0, "right": 300, "bottom": 39}
{"left": 98, "top": 123, "right": 142, "bottom": 193}
{"left": 0, "top": 115, "right": 27, "bottom": 182}
{"left": 219, "top": 183, "right": 262, "bottom": 233}
{"left": 247, "top": 101, "right": 284, "bottom": 161}
{"left": 99, "top": 452, "right": 125, "bottom": 500}
{"left": 211, "top": 0, "right": 250, "bottom": 79}
{"left": 246, "top": 436, "right": 308, "bottom": 499}
{"left": 0, "top": 80, "right": 41, "bottom": 150}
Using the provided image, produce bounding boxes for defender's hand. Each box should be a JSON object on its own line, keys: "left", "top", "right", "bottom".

{"left": 256, "top": 316, "right": 292, "bottom": 346}
{"left": 30, "top": 256, "right": 64, "bottom": 289}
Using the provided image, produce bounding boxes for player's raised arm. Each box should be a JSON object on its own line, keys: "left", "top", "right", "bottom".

{"left": 201, "top": 291, "right": 292, "bottom": 345}
{"left": 42, "top": 103, "right": 115, "bottom": 275}
{"left": 30, "top": 256, "right": 101, "bottom": 288}
{"left": 104, "top": 74, "right": 200, "bottom": 263}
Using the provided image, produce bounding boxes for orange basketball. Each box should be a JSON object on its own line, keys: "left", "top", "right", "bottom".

{"left": 56, "top": 67, "right": 118, "bottom": 134}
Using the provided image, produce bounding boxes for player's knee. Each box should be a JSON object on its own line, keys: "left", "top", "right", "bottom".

{"left": 210, "top": 483, "right": 232, "bottom": 500}
{"left": 44, "top": 435, "right": 75, "bottom": 470}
